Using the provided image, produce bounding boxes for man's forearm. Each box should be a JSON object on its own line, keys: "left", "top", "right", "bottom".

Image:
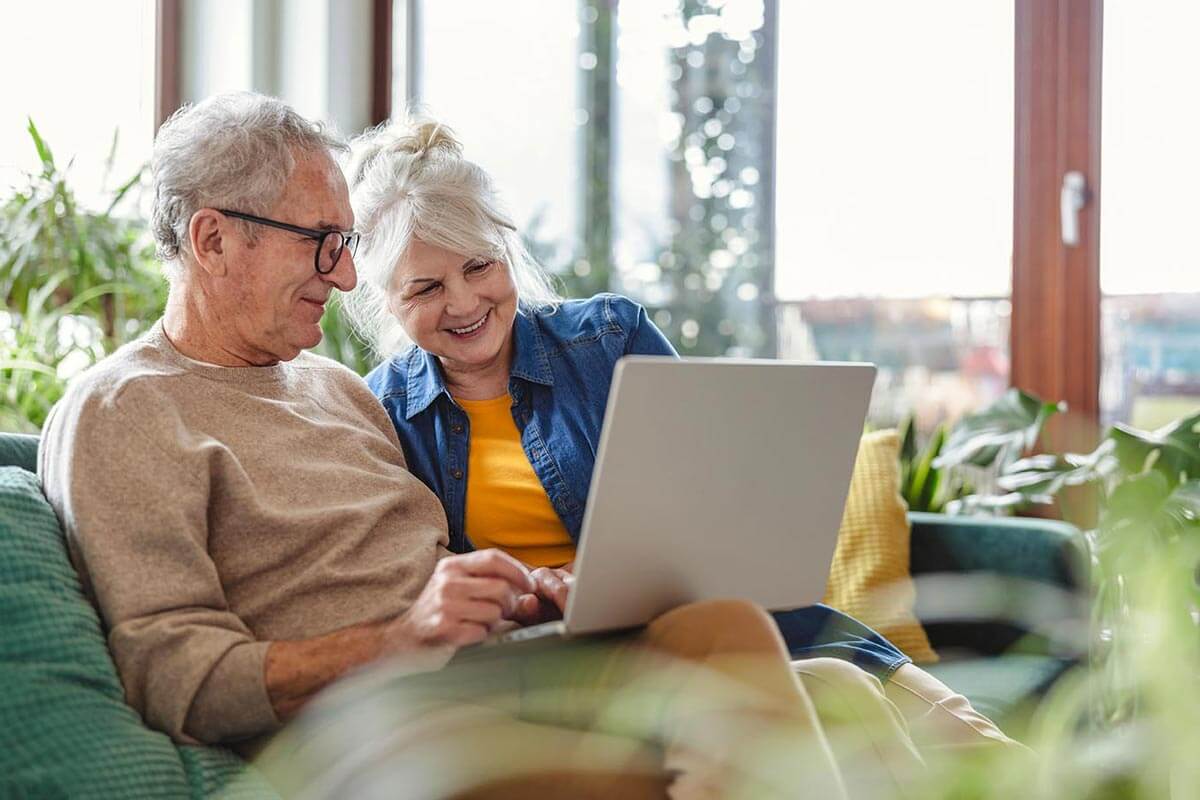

{"left": 264, "top": 619, "right": 388, "bottom": 720}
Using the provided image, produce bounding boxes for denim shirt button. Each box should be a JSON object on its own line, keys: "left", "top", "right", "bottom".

{"left": 451, "top": 424, "right": 464, "bottom": 434}
{"left": 452, "top": 468, "right": 464, "bottom": 480}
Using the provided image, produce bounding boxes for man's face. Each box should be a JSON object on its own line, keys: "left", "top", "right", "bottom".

{"left": 218, "top": 151, "right": 357, "bottom": 363}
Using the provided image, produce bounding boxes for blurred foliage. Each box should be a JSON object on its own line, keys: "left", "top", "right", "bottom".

{"left": 1, "top": 120, "right": 165, "bottom": 433}
{"left": 534, "top": 0, "right": 777, "bottom": 357}
{"left": 898, "top": 389, "right": 1062, "bottom": 513}
{"left": 952, "top": 399, "right": 1200, "bottom": 546}
{"left": 0, "top": 122, "right": 375, "bottom": 434}
{"left": 316, "top": 294, "right": 375, "bottom": 376}
{"left": 640, "top": 0, "right": 777, "bottom": 357}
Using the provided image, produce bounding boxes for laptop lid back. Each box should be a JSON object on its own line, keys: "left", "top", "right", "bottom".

{"left": 563, "top": 358, "right": 876, "bottom": 635}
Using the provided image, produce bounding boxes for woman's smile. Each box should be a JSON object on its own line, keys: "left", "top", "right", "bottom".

{"left": 445, "top": 308, "right": 491, "bottom": 339}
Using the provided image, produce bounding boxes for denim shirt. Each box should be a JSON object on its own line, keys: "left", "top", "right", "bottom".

{"left": 367, "top": 293, "right": 911, "bottom": 681}
{"left": 367, "top": 294, "right": 675, "bottom": 553}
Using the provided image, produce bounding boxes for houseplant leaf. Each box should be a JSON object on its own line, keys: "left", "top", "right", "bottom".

{"left": 933, "top": 388, "right": 1065, "bottom": 470}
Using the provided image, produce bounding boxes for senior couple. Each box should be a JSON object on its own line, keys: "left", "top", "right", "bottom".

{"left": 40, "top": 92, "right": 1016, "bottom": 798}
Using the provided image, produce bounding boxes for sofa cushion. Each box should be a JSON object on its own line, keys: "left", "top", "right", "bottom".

{"left": 0, "top": 465, "right": 198, "bottom": 796}
{"left": 0, "top": 464, "right": 280, "bottom": 798}
{"left": 0, "top": 432, "right": 38, "bottom": 472}
{"left": 824, "top": 431, "right": 938, "bottom": 664}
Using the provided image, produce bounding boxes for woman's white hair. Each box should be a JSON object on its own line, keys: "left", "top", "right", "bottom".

{"left": 341, "top": 115, "right": 561, "bottom": 357}
{"left": 151, "top": 91, "right": 346, "bottom": 281}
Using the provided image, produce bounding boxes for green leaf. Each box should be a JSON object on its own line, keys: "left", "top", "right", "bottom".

{"left": 945, "top": 491, "right": 1052, "bottom": 515}
{"left": 898, "top": 415, "right": 917, "bottom": 495}
{"left": 1108, "top": 412, "right": 1200, "bottom": 487}
{"left": 996, "top": 440, "right": 1118, "bottom": 498}
{"left": 1158, "top": 479, "right": 1200, "bottom": 537}
{"left": 0, "top": 359, "right": 58, "bottom": 377}
{"left": 1103, "top": 471, "right": 1172, "bottom": 532}
{"left": 933, "top": 388, "right": 1064, "bottom": 470}
{"left": 907, "top": 424, "right": 946, "bottom": 513}
{"left": 26, "top": 117, "right": 55, "bottom": 169}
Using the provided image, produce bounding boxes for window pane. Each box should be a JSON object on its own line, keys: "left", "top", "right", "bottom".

{"left": 414, "top": 0, "right": 581, "bottom": 265}
{"left": 1100, "top": 2, "right": 1200, "bottom": 428}
{"left": 613, "top": 0, "right": 776, "bottom": 356}
{"left": 0, "top": 1, "right": 156, "bottom": 210}
{"left": 773, "top": 1, "right": 1013, "bottom": 428}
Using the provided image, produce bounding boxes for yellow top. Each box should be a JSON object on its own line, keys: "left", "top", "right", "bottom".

{"left": 457, "top": 394, "right": 577, "bottom": 568}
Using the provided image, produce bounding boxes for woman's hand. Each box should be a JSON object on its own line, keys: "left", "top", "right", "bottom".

{"left": 380, "top": 549, "right": 536, "bottom": 661}
{"left": 510, "top": 564, "right": 575, "bottom": 626}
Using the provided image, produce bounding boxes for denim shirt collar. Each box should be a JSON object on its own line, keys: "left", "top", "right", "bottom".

{"left": 403, "top": 309, "right": 555, "bottom": 420}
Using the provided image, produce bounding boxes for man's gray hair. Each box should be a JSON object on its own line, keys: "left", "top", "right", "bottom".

{"left": 151, "top": 92, "right": 346, "bottom": 280}
{"left": 341, "top": 115, "right": 561, "bottom": 357}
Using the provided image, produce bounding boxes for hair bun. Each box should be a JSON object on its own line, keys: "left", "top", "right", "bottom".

{"left": 343, "top": 117, "right": 461, "bottom": 190}
{"left": 398, "top": 120, "right": 462, "bottom": 160}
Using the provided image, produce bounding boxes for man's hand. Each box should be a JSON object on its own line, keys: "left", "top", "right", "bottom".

{"left": 510, "top": 564, "right": 575, "bottom": 626}
{"left": 381, "top": 549, "right": 537, "bottom": 657}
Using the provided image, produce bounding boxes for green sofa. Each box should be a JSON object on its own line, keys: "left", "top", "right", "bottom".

{"left": 0, "top": 433, "right": 276, "bottom": 799}
{"left": 0, "top": 432, "right": 1087, "bottom": 796}
{"left": 909, "top": 510, "right": 1088, "bottom": 725}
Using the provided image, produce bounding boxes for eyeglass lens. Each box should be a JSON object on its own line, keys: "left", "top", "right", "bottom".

{"left": 317, "top": 233, "right": 344, "bottom": 274}
{"left": 316, "top": 232, "right": 360, "bottom": 274}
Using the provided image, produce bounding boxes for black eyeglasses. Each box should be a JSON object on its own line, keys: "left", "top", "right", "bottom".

{"left": 218, "top": 209, "right": 360, "bottom": 275}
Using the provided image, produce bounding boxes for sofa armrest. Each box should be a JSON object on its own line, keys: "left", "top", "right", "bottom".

{"left": 909, "top": 511, "right": 1087, "bottom": 589}
{"left": 907, "top": 511, "right": 1089, "bottom": 658}
{"left": 0, "top": 433, "right": 39, "bottom": 473}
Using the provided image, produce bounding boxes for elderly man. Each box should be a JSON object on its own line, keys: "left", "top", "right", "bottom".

{"left": 39, "top": 93, "right": 1008, "bottom": 798}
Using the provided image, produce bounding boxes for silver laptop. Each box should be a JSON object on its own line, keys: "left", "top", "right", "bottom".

{"left": 494, "top": 357, "right": 876, "bottom": 645}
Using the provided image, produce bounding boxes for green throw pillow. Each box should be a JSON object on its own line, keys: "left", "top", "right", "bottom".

{"left": 0, "top": 465, "right": 268, "bottom": 798}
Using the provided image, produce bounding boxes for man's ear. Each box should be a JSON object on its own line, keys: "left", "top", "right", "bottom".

{"left": 189, "top": 209, "right": 229, "bottom": 277}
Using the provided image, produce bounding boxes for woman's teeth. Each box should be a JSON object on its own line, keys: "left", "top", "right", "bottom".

{"left": 450, "top": 311, "right": 488, "bottom": 335}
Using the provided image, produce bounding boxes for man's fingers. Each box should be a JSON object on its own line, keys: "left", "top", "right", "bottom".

{"left": 532, "top": 568, "right": 571, "bottom": 612}
{"left": 510, "top": 593, "right": 544, "bottom": 626}
{"left": 446, "top": 576, "right": 523, "bottom": 618}
{"left": 445, "top": 549, "right": 536, "bottom": 593}
{"left": 451, "top": 599, "right": 508, "bottom": 627}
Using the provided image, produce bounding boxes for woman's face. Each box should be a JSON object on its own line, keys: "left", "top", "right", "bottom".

{"left": 388, "top": 237, "right": 518, "bottom": 373}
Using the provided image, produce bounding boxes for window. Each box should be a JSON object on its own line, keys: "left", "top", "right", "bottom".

{"left": 0, "top": 1, "right": 156, "bottom": 210}
{"left": 412, "top": 0, "right": 582, "bottom": 268}
{"left": 773, "top": 1, "right": 1014, "bottom": 429}
{"left": 613, "top": 0, "right": 776, "bottom": 357}
{"left": 1099, "top": 1, "right": 1200, "bottom": 428}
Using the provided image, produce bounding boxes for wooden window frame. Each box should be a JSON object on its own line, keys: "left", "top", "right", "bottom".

{"left": 1012, "top": 0, "right": 1103, "bottom": 447}
{"left": 154, "top": 0, "right": 182, "bottom": 129}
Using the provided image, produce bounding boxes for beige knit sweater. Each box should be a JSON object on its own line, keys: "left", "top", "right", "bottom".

{"left": 39, "top": 321, "right": 450, "bottom": 745}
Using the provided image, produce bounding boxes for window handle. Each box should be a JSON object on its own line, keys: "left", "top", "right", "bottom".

{"left": 1060, "top": 170, "right": 1088, "bottom": 247}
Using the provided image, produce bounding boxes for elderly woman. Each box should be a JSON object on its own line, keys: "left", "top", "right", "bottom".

{"left": 342, "top": 118, "right": 1018, "bottom": 757}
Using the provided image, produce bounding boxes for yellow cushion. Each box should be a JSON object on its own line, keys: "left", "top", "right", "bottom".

{"left": 823, "top": 430, "right": 938, "bottom": 664}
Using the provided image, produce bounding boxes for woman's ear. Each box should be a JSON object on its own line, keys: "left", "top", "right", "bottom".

{"left": 189, "top": 209, "right": 229, "bottom": 277}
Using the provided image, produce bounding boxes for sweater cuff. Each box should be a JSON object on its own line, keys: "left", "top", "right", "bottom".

{"left": 185, "top": 640, "right": 279, "bottom": 744}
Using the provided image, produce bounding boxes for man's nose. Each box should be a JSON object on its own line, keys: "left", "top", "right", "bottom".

{"left": 322, "top": 248, "right": 358, "bottom": 292}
